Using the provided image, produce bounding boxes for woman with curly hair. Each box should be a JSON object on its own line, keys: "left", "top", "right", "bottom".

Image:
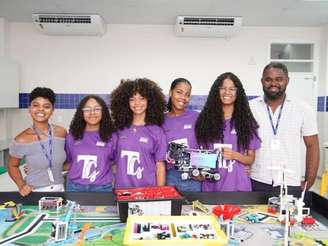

{"left": 65, "top": 95, "right": 116, "bottom": 192}
{"left": 162, "top": 78, "right": 201, "bottom": 191}
{"left": 110, "top": 78, "right": 167, "bottom": 188}
{"left": 195, "top": 72, "right": 261, "bottom": 191}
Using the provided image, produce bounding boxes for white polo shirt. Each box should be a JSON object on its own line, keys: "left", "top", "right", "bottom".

{"left": 249, "top": 95, "right": 318, "bottom": 186}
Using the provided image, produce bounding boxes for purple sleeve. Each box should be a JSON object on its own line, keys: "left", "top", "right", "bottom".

{"left": 64, "top": 134, "right": 73, "bottom": 163}
{"left": 154, "top": 128, "right": 167, "bottom": 162}
{"left": 108, "top": 132, "right": 118, "bottom": 161}
{"left": 248, "top": 132, "right": 261, "bottom": 150}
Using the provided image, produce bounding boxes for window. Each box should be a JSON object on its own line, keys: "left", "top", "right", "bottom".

{"left": 270, "top": 43, "right": 314, "bottom": 72}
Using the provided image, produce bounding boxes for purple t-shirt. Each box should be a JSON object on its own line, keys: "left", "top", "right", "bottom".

{"left": 162, "top": 110, "right": 199, "bottom": 169}
{"left": 65, "top": 131, "right": 116, "bottom": 185}
{"left": 114, "top": 125, "right": 167, "bottom": 188}
{"left": 202, "top": 119, "right": 261, "bottom": 192}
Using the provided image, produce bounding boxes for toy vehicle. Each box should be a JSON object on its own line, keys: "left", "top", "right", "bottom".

{"left": 167, "top": 142, "right": 221, "bottom": 182}
{"left": 245, "top": 214, "right": 260, "bottom": 223}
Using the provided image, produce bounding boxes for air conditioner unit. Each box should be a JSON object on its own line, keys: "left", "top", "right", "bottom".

{"left": 32, "top": 14, "right": 106, "bottom": 36}
{"left": 175, "top": 16, "right": 242, "bottom": 38}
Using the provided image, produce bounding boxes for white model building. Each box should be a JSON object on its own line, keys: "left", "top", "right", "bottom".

{"left": 39, "top": 197, "right": 63, "bottom": 212}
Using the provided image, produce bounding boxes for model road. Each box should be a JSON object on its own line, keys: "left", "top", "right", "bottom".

{"left": 0, "top": 213, "right": 47, "bottom": 245}
{"left": 44, "top": 216, "right": 120, "bottom": 222}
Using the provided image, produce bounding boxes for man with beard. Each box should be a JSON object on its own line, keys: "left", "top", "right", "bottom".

{"left": 249, "top": 62, "right": 319, "bottom": 191}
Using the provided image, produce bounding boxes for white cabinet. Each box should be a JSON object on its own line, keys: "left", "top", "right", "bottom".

{"left": 0, "top": 57, "right": 19, "bottom": 108}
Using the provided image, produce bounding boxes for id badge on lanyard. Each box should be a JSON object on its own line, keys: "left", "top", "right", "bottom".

{"left": 271, "top": 137, "right": 280, "bottom": 150}
{"left": 33, "top": 124, "right": 55, "bottom": 183}
{"left": 266, "top": 98, "right": 285, "bottom": 151}
{"left": 47, "top": 168, "right": 55, "bottom": 182}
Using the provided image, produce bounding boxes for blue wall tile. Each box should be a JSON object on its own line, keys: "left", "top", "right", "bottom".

{"left": 18, "top": 93, "right": 327, "bottom": 112}
{"left": 247, "top": 95, "right": 259, "bottom": 101}
{"left": 317, "top": 96, "right": 325, "bottom": 112}
{"left": 19, "top": 93, "right": 29, "bottom": 108}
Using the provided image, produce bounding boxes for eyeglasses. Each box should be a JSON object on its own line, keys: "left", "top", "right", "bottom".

{"left": 82, "top": 106, "right": 102, "bottom": 113}
{"left": 218, "top": 87, "right": 237, "bottom": 94}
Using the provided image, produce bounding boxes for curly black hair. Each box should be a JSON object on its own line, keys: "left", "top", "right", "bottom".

{"left": 167, "top": 78, "right": 192, "bottom": 112}
{"left": 195, "top": 72, "right": 260, "bottom": 151}
{"left": 110, "top": 78, "right": 166, "bottom": 129}
{"left": 69, "top": 95, "right": 115, "bottom": 142}
{"left": 29, "top": 87, "right": 56, "bottom": 106}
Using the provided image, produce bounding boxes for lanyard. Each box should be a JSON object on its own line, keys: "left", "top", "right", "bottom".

{"left": 33, "top": 124, "right": 53, "bottom": 168}
{"left": 265, "top": 97, "right": 285, "bottom": 136}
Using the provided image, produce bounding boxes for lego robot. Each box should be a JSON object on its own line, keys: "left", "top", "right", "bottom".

{"left": 167, "top": 142, "right": 221, "bottom": 181}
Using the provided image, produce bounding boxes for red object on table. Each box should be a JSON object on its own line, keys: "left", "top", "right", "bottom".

{"left": 267, "top": 207, "right": 277, "bottom": 214}
{"left": 212, "top": 204, "right": 241, "bottom": 220}
{"left": 280, "top": 218, "right": 296, "bottom": 226}
{"left": 115, "top": 186, "right": 182, "bottom": 201}
{"left": 302, "top": 216, "right": 316, "bottom": 225}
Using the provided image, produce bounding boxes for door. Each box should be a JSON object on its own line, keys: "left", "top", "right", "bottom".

{"left": 287, "top": 74, "right": 317, "bottom": 177}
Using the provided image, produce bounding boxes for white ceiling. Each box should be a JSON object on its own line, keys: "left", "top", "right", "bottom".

{"left": 0, "top": 0, "right": 328, "bottom": 26}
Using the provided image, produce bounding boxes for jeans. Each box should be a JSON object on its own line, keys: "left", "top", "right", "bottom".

{"left": 66, "top": 180, "right": 113, "bottom": 192}
{"left": 251, "top": 179, "right": 301, "bottom": 192}
{"left": 167, "top": 169, "right": 201, "bottom": 192}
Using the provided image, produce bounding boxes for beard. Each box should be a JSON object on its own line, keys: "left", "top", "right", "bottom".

{"left": 263, "top": 86, "right": 286, "bottom": 100}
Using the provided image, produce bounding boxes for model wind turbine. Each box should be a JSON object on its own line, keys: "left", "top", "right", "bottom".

{"left": 281, "top": 170, "right": 290, "bottom": 246}
{"left": 268, "top": 165, "right": 313, "bottom": 245}
{"left": 295, "top": 182, "right": 308, "bottom": 222}
{"left": 268, "top": 165, "right": 294, "bottom": 246}
{"left": 268, "top": 165, "right": 294, "bottom": 216}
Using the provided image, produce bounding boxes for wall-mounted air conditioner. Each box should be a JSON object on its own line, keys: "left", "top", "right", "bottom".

{"left": 32, "top": 14, "right": 106, "bottom": 36}
{"left": 175, "top": 16, "right": 242, "bottom": 38}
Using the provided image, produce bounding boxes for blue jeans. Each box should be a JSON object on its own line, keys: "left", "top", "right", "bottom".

{"left": 166, "top": 169, "right": 201, "bottom": 192}
{"left": 67, "top": 180, "right": 113, "bottom": 192}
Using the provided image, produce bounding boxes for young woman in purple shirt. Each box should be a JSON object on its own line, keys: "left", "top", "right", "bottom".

{"left": 110, "top": 78, "right": 167, "bottom": 188}
{"left": 65, "top": 95, "right": 116, "bottom": 192}
{"left": 162, "top": 78, "right": 201, "bottom": 192}
{"left": 195, "top": 73, "right": 261, "bottom": 191}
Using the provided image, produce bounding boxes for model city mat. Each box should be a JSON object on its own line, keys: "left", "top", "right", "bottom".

{"left": 1, "top": 193, "right": 328, "bottom": 245}
{"left": 123, "top": 215, "right": 228, "bottom": 245}
{"left": 0, "top": 197, "right": 124, "bottom": 246}
{"left": 182, "top": 203, "right": 328, "bottom": 245}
